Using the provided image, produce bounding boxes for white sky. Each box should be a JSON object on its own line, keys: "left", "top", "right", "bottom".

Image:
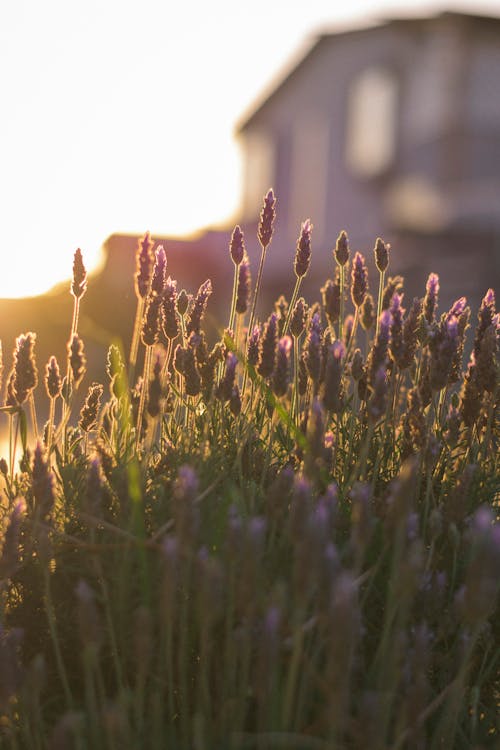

{"left": 1, "top": 0, "right": 499, "bottom": 296}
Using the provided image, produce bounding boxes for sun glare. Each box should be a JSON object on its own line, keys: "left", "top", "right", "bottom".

{"left": 1, "top": 0, "right": 486, "bottom": 299}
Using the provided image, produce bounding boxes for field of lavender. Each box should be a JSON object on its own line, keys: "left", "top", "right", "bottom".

{"left": 0, "top": 190, "right": 498, "bottom": 749}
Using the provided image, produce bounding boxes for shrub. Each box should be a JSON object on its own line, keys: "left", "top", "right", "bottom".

{"left": 0, "top": 193, "right": 498, "bottom": 749}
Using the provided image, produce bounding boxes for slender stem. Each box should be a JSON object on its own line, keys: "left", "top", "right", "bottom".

{"left": 242, "top": 241, "right": 269, "bottom": 400}
{"left": 247, "top": 242, "right": 268, "bottom": 345}
{"left": 292, "top": 334, "right": 300, "bottom": 428}
{"left": 375, "top": 269, "right": 385, "bottom": 339}
{"left": 70, "top": 297, "right": 80, "bottom": 339}
{"left": 8, "top": 413, "right": 13, "bottom": 481}
{"left": 339, "top": 264, "right": 345, "bottom": 341}
{"left": 228, "top": 263, "right": 239, "bottom": 334}
{"left": 47, "top": 397, "right": 55, "bottom": 452}
{"left": 129, "top": 296, "right": 145, "bottom": 385}
{"left": 136, "top": 345, "right": 153, "bottom": 450}
{"left": 282, "top": 276, "right": 302, "bottom": 337}
{"left": 29, "top": 391, "right": 38, "bottom": 442}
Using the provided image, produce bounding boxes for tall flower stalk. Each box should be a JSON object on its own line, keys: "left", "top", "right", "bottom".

{"left": 246, "top": 189, "right": 276, "bottom": 347}
{"left": 283, "top": 219, "right": 313, "bottom": 336}
{"left": 129, "top": 232, "right": 155, "bottom": 384}
{"left": 374, "top": 238, "right": 389, "bottom": 338}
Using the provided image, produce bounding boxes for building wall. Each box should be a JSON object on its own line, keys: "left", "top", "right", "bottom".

{"left": 238, "top": 15, "right": 500, "bottom": 310}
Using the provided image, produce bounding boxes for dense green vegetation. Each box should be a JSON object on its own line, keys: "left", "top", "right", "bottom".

{"left": 0, "top": 191, "right": 498, "bottom": 749}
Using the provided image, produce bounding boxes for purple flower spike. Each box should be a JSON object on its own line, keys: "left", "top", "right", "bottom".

{"left": 151, "top": 245, "right": 167, "bottom": 295}
{"left": 230, "top": 225, "right": 245, "bottom": 266}
{"left": 447, "top": 297, "right": 467, "bottom": 320}
{"left": 294, "top": 219, "right": 313, "bottom": 278}
{"left": 424, "top": 273, "right": 439, "bottom": 323}
{"left": 258, "top": 189, "right": 276, "bottom": 249}
{"left": 351, "top": 252, "right": 368, "bottom": 308}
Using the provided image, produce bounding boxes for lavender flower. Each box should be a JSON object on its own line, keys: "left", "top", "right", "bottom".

{"left": 176, "top": 288, "right": 190, "bottom": 317}
{"left": 448, "top": 305, "right": 470, "bottom": 384}
{"left": 162, "top": 276, "right": 180, "bottom": 340}
{"left": 304, "top": 313, "right": 322, "bottom": 390}
{"left": 289, "top": 297, "right": 307, "bottom": 338}
{"left": 272, "top": 336, "right": 292, "bottom": 397}
{"left": 389, "top": 293, "right": 405, "bottom": 367}
{"left": 150, "top": 245, "right": 167, "bottom": 295}
{"left": 186, "top": 279, "right": 212, "bottom": 336}
{"left": 350, "top": 349, "right": 364, "bottom": 381}
{"left": 429, "top": 317, "right": 460, "bottom": 391}
{"left": 12, "top": 332, "right": 38, "bottom": 405}
{"left": 135, "top": 231, "right": 155, "bottom": 299}
{"left": 351, "top": 252, "right": 368, "bottom": 308}
{"left": 45, "top": 355, "right": 62, "bottom": 399}
{"left": 294, "top": 219, "right": 312, "bottom": 278}
{"left": 475, "top": 324, "right": 498, "bottom": 393}
{"left": 368, "top": 310, "right": 391, "bottom": 386}
{"left": 473, "top": 288, "right": 496, "bottom": 359}
{"left": 334, "top": 229, "right": 349, "bottom": 266}
{"left": 258, "top": 313, "right": 278, "bottom": 379}
{"left": 79, "top": 382, "right": 103, "bottom": 432}
{"left": 141, "top": 291, "right": 161, "bottom": 346}
{"left": 321, "top": 340, "right": 345, "bottom": 413}
{"left": 274, "top": 295, "right": 288, "bottom": 336}
{"left": 235, "top": 256, "right": 251, "bottom": 314}
{"left": 321, "top": 275, "right": 341, "bottom": 327}
{"left": 230, "top": 225, "right": 245, "bottom": 266}
{"left": 183, "top": 335, "right": 201, "bottom": 397}
{"left": 446, "top": 296, "right": 467, "bottom": 321}
{"left": 374, "top": 237, "right": 389, "bottom": 273}
{"left": 217, "top": 352, "right": 238, "bottom": 401}
{"left": 398, "top": 297, "right": 422, "bottom": 370}
{"left": 360, "top": 293, "right": 375, "bottom": 331}
{"left": 258, "top": 188, "right": 276, "bottom": 249}
{"left": 381, "top": 276, "right": 404, "bottom": 311}
{"left": 423, "top": 273, "right": 439, "bottom": 324}
{"left": 71, "top": 248, "right": 87, "bottom": 299}
{"left": 246, "top": 325, "right": 261, "bottom": 367}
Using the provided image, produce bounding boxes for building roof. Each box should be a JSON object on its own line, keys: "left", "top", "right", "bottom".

{"left": 236, "top": 10, "right": 500, "bottom": 134}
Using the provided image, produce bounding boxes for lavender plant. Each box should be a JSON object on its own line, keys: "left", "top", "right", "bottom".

{"left": 0, "top": 190, "right": 498, "bottom": 750}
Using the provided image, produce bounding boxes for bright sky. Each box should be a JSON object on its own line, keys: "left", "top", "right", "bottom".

{"left": 1, "top": 0, "right": 498, "bottom": 297}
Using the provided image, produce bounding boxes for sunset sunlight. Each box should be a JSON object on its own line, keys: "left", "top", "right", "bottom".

{"left": 2, "top": 0, "right": 495, "bottom": 298}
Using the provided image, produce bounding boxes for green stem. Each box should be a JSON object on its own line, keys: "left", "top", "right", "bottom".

{"left": 136, "top": 345, "right": 153, "bottom": 450}
{"left": 29, "top": 391, "right": 38, "bottom": 442}
{"left": 228, "top": 263, "right": 239, "bottom": 335}
{"left": 129, "top": 296, "right": 145, "bottom": 385}
{"left": 375, "top": 269, "right": 385, "bottom": 338}
{"left": 282, "top": 276, "right": 302, "bottom": 337}
{"left": 243, "top": 242, "right": 269, "bottom": 396}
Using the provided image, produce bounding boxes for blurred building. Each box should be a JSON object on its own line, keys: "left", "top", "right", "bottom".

{"left": 237, "top": 10, "right": 500, "bottom": 311}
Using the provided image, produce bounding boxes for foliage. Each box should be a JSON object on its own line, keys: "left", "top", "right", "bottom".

{"left": 0, "top": 197, "right": 498, "bottom": 749}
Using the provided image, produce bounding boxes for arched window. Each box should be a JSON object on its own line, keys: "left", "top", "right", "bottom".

{"left": 345, "top": 66, "right": 398, "bottom": 178}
